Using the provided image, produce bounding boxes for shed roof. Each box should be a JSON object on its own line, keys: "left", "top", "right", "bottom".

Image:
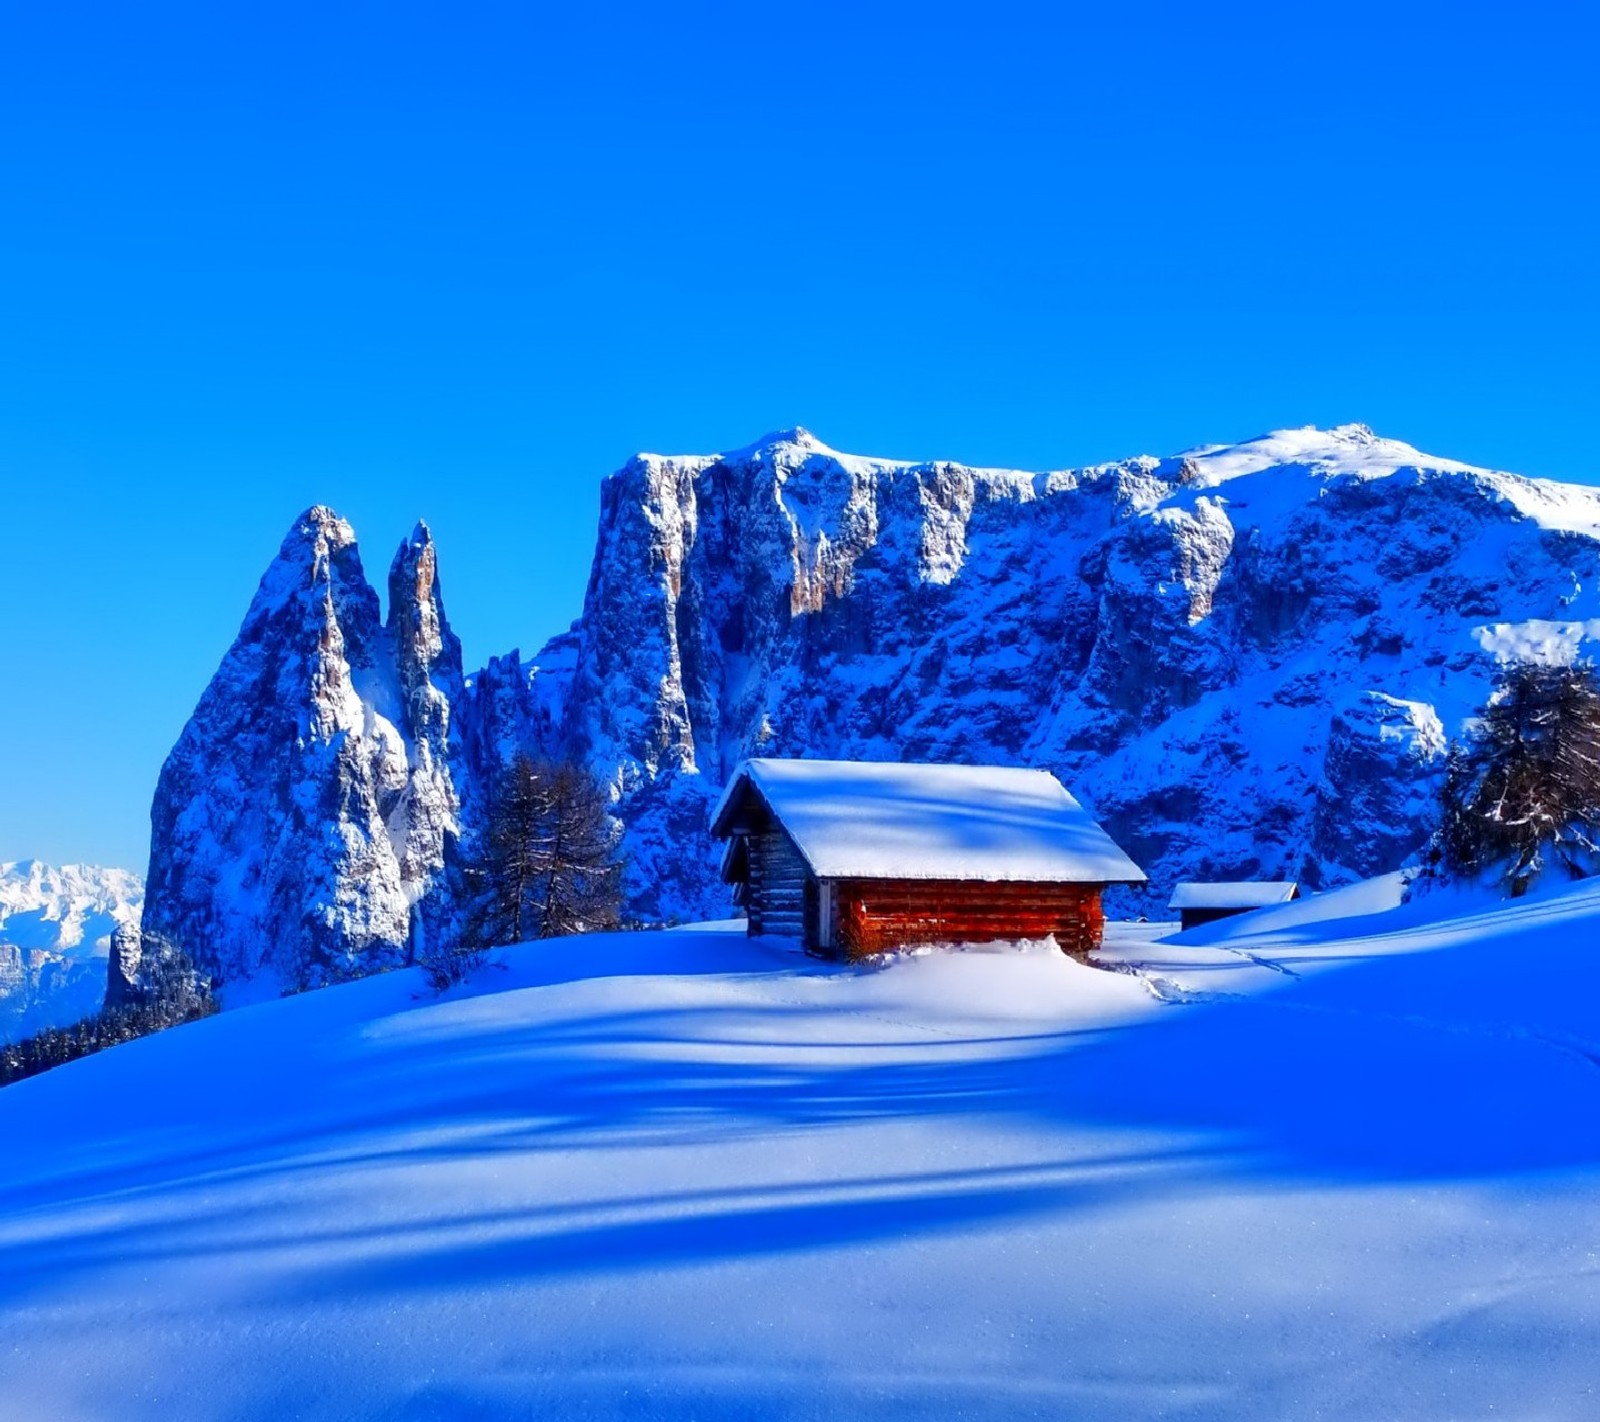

{"left": 1168, "top": 881, "right": 1300, "bottom": 911}
{"left": 711, "top": 758, "right": 1146, "bottom": 885}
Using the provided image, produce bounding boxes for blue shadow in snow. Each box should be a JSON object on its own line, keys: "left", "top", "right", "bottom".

{"left": 3, "top": 892, "right": 1599, "bottom": 1306}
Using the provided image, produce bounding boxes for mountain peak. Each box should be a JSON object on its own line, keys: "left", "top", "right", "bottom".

{"left": 297, "top": 504, "right": 352, "bottom": 532}
{"left": 731, "top": 426, "right": 835, "bottom": 459}
{"left": 278, "top": 506, "right": 360, "bottom": 564}
{"left": 1326, "top": 422, "right": 1378, "bottom": 442}
{"left": 1167, "top": 424, "right": 1484, "bottom": 491}
{"left": 758, "top": 425, "right": 820, "bottom": 446}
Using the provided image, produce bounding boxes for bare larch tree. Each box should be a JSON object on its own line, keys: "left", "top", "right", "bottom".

{"left": 471, "top": 755, "right": 624, "bottom": 945}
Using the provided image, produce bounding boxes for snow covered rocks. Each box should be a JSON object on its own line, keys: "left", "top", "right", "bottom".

{"left": 142, "top": 509, "right": 467, "bottom": 992}
{"left": 561, "top": 424, "right": 1600, "bottom": 917}
{"left": 1309, "top": 691, "right": 1447, "bottom": 885}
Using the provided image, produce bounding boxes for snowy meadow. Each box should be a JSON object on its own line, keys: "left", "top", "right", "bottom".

{"left": 3, "top": 881, "right": 1598, "bottom": 1419}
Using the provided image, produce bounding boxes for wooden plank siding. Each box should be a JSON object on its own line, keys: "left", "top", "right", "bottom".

{"left": 832, "top": 879, "right": 1106, "bottom": 960}
{"left": 720, "top": 774, "right": 1119, "bottom": 959}
{"left": 746, "top": 829, "right": 814, "bottom": 941}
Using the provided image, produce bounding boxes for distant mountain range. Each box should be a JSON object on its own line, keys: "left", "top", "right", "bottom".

{"left": 0, "top": 861, "right": 143, "bottom": 1043}
{"left": 121, "top": 422, "right": 1600, "bottom": 999}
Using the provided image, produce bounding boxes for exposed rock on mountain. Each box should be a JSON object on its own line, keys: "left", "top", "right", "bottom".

{"left": 103, "top": 921, "right": 145, "bottom": 1012}
{"left": 384, "top": 522, "right": 466, "bottom": 954}
{"left": 556, "top": 425, "right": 1600, "bottom": 919}
{"left": 143, "top": 423, "right": 1600, "bottom": 995}
{"left": 1308, "top": 691, "right": 1448, "bottom": 887}
{"left": 0, "top": 861, "right": 143, "bottom": 1042}
{"left": 142, "top": 509, "right": 463, "bottom": 991}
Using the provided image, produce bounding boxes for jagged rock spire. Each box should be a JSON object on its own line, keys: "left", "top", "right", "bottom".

{"left": 103, "top": 921, "right": 143, "bottom": 1012}
{"left": 142, "top": 507, "right": 434, "bottom": 992}
{"left": 387, "top": 519, "right": 464, "bottom": 743}
{"left": 383, "top": 521, "right": 466, "bottom": 957}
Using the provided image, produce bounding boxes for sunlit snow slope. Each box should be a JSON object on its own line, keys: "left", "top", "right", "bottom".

{"left": 3, "top": 888, "right": 1600, "bottom": 1419}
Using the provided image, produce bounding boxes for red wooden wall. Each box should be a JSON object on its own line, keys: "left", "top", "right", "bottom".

{"left": 833, "top": 880, "right": 1106, "bottom": 960}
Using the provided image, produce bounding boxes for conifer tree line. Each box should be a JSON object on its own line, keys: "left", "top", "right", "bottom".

{"left": 1, "top": 940, "right": 214, "bottom": 1088}
{"left": 1435, "top": 659, "right": 1600, "bottom": 893}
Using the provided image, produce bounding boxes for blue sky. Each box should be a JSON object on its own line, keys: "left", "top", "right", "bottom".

{"left": 2, "top": 0, "right": 1595, "bottom": 872}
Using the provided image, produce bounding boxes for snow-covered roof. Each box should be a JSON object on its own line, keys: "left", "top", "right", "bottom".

{"left": 1168, "top": 881, "right": 1299, "bottom": 911}
{"left": 711, "top": 758, "right": 1146, "bottom": 885}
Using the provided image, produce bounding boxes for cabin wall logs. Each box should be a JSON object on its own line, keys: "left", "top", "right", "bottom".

{"left": 833, "top": 880, "right": 1105, "bottom": 960}
{"left": 746, "top": 830, "right": 810, "bottom": 939}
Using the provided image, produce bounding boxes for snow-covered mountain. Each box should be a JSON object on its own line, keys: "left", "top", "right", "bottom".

{"left": 556, "top": 422, "right": 1600, "bottom": 915}
{"left": 141, "top": 423, "right": 1600, "bottom": 990}
{"left": 0, "top": 861, "right": 143, "bottom": 1042}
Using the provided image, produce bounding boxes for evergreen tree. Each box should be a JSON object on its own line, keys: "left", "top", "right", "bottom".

{"left": 532, "top": 761, "right": 625, "bottom": 939}
{"left": 1437, "top": 659, "right": 1600, "bottom": 892}
{"left": 467, "top": 755, "right": 624, "bottom": 948}
{"left": 476, "top": 753, "right": 550, "bottom": 946}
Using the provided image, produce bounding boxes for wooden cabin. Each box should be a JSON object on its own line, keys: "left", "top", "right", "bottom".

{"left": 710, "top": 758, "right": 1146, "bottom": 959}
{"left": 1168, "top": 881, "right": 1299, "bottom": 931}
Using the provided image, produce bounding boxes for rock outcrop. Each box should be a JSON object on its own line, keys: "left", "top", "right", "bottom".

{"left": 1307, "top": 692, "right": 1448, "bottom": 887}
{"left": 141, "top": 509, "right": 464, "bottom": 991}
{"left": 103, "top": 921, "right": 145, "bottom": 1012}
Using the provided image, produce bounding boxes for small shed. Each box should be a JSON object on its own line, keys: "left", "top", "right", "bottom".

{"left": 710, "top": 758, "right": 1146, "bottom": 959}
{"left": 1168, "top": 881, "right": 1300, "bottom": 931}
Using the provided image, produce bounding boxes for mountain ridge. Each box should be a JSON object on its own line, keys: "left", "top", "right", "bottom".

{"left": 136, "top": 423, "right": 1600, "bottom": 995}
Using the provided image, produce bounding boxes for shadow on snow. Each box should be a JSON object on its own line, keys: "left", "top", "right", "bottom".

{"left": 2, "top": 885, "right": 1599, "bottom": 1305}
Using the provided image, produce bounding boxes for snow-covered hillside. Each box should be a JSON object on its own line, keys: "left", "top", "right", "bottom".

{"left": 3, "top": 888, "right": 1599, "bottom": 1418}
{"left": 141, "top": 422, "right": 1600, "bottom": 995}
{"left": 0, "top": 861, "right": 142, "bottom": 1043}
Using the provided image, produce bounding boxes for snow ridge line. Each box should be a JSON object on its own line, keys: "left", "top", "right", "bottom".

{"left": 1104, "top": 959, "right": 1600, "bottom": 1077}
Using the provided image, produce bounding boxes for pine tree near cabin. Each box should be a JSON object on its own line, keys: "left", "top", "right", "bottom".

{"left": 1437, "top": 660, "right": 1600, "bottom": 893}
{"left": 468, "top": 755, "right": 624, "bottom": 946}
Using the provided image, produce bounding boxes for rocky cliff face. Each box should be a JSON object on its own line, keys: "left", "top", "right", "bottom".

{"left": 1308, "top": 691, "right": 1448, "bottom": 888}
{"left": 142, "top": 509, "right": 464, "bottom": 991}
{"left": 0, "top": 861, "right": 143, "bottom": 1042}
{"left": 556, "top": 425, "right": 1600, "bottom": 918}
{"left": 142, "top": 424, "right": 1600, "bottom": 994}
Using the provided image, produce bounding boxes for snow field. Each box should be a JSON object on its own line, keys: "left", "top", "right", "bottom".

{"left": 3, "top": 886, "right": 1600, "bottom": 1419}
